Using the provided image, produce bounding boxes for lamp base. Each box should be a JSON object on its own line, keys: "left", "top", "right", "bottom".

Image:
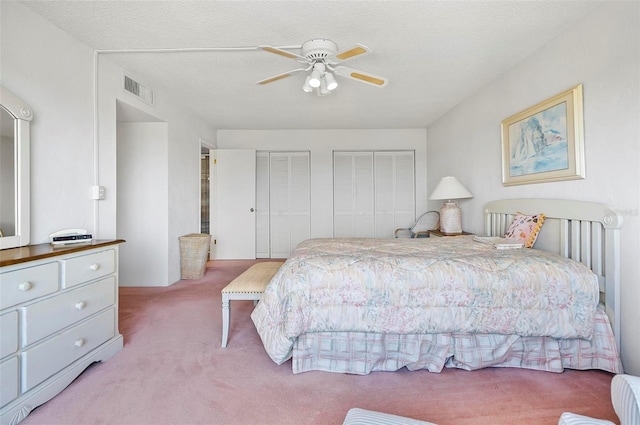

{"left": 439, "top": 201, "right": 462, "bottom": 234}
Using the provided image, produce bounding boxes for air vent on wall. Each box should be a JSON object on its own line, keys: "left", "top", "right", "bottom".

{"left": 123, "top": 74, "right": 155, "bottom": 106}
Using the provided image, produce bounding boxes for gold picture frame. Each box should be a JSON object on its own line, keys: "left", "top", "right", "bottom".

{"left": 501, "top": 84, "right": 585, "bottom": 186}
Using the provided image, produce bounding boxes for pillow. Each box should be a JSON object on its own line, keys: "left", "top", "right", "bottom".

{"left": 504, "top": 212, "right": 545, "bottom": 248}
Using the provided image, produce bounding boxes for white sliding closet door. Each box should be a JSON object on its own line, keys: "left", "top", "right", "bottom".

{"left": 287, "top": 153, "right": 311, "bottom": 253}
{"left": 375, "top": 151, "right": 415, "bottom": 238}
{"left": 255, "top": 152, "right": 270, "bottom": 258}
{"left": 256, "top": 152, "right": 310, "bottom": 258}
{"left": 333, "top": 152, "right": 374, "bottom": 237}
{"left": 333, "top": 151, "right": 414, "bottom": 238}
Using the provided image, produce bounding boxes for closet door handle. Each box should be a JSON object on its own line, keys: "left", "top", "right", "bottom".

{"left": 250, "top": 208, "right": 255, "bottom": 212}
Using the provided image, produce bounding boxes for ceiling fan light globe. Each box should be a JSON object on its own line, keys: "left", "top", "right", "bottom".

{"left": 319, "top": 80, "right": 331, "bottom": 96}
{"left": 325, "top": 73, "right": 338, "bottom": 91}
{"left": 309, "top": 70, "right": 322, "bottom": 88}
{"left": 302, "top": 76, "right": 313, "bottom": 92}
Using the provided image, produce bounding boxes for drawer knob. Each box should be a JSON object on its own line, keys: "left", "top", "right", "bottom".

{"left": 75, "top": 301, "right": 86, "bottom": 310}
{"left": 19, "top": 281, "right": 32, "bottom": 292}
{"left": 75, "top": 338, "right": 85, "bottom": 348}
{"left": 89, "top": 263, "right": 100, "bottom": 271}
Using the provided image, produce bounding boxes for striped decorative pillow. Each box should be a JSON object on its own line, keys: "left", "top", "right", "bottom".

{"left": 557, "top": 412, "right": 614, "bottom": 425}
{"left": 343, "top": 408, "right": 437, "bottom": 425}
{"left": 612, "top": 374, "right": 640, "bottom": 425}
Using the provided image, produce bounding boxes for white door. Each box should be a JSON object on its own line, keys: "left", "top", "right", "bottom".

{"left": 333, "top": 152, "right": 374, "bottom": 237}
{"left": 255, "top": 152, "right": 270, "bottom": 258}
{"left": 374, "top": 151, "right": 415, "bottom": 237}
{"left": 255, "top": 151, "right": 310, "bottom": 258}
{"left": 269, "top": 152, "right": 310, "bottom": 258}
{"left": 213, "top": 149, "right": 256, "bottom": 259}
{"left": 333, "top": 150, "right": 415, "bottom": 238}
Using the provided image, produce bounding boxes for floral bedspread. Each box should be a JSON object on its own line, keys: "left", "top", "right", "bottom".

{"left": 251, "top": 237, "right": 599, "bottom": 365}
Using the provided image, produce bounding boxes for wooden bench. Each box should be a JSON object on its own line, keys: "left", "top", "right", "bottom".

{"left": 221, "top": 262, "right": 282, "bottom": 348}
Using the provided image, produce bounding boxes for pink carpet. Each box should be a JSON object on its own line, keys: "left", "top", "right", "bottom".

{"left": 21, "top": 260, "right": 619, "bottom": 425}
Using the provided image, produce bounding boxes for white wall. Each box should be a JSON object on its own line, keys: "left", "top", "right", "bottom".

{"left": 1, "top": 2, "right": 216, "bottom": 285}
{"left": 117, "top": 123, "right": 169, "bottom": 286}
{"left": 217, "top": 129, "right": 428, "bottom": 238}
{"left": 2, "top": 2, "right": 96, "bottom": 240}
{"left": 427, "top": 2, "right": 640, "bottom": 374}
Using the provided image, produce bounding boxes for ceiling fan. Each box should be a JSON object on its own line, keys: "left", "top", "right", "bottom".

{"left": 256, "top": 39, "right": 389, "bottom": 95}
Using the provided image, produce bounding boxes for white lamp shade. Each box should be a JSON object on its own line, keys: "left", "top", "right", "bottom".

{"left": 429, "top": 176, "right": 473, "bottom": 200}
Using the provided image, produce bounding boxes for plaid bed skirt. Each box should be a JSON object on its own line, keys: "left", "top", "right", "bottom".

{"left": 292, "top": 310, "right": 622, "bottom": 375}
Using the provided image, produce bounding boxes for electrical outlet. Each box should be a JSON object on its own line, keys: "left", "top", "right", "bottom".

{"left": 91, "top": 185, "right": 106, "bottom": 200}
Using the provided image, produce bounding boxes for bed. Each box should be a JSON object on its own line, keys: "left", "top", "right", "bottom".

{"left": 251, "top": 198, "right": 623, "bottom": 375}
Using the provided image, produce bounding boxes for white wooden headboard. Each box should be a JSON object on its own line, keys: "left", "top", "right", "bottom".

{"left": 484, "top": 198, "right": 623, "bottom": 348}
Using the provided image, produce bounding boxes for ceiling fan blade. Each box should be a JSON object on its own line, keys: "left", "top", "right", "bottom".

{"left": 327, "top": 43, "right": 371, "bottom": 64}
{"left": 333, "top": 66, "right": 389, "bottom": 87}
{"left": 256, "top": 68, "right": 306, "bottom": 85}
{"left": 259, "top": 46, "right": 308, "bottom": 62}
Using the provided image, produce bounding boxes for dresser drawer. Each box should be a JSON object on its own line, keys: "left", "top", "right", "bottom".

{"left": 0, "top": 356, "right": 19, "bottom": 408}
{"left": 21, "top": 308, "right": 115, "bottom": 392}
{"left": 22, "top": 277, "right": 116, "bottom": 347}
{"left": 62, "top": 249, "right": 115, "bottom": 289}
{"left": 0, "top": 262, "right": 59, "bottom": 309}
{"left": 0, "top": 311, "right": 19, "bottom": 359}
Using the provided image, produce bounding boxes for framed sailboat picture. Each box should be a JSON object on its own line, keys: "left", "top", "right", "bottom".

{"left": 501, "top": 84, "right": 585, "bottom": 186}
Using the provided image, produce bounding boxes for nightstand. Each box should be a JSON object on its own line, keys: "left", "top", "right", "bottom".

{"left": 428, "top": 230, "right": 474, "bottom": 237}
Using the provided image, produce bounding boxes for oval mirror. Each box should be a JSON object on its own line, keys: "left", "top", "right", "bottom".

{"left": 0, "top": 86, "right": 32, "bottom": 249}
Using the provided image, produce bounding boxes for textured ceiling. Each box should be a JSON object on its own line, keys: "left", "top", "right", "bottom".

{"left": 21, "top": 0, "right": 604, "bottom": 130}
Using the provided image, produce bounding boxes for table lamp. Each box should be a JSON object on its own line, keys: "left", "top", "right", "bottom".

{"left": 429, "top": 176, "right": 473, "bottom": 234}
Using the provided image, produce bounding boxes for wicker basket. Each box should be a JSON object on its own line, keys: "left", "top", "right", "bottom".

{"left": 179, "top": 233, "right": 212, "bottom": 279}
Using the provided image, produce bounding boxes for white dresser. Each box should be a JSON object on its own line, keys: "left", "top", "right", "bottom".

{"left": 0, "top": 240, "right": 124, "bottom": 425}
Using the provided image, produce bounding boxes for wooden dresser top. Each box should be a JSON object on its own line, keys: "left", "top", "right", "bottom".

{"left": 0, "top": 239, "right": 125, "bottom": 268}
